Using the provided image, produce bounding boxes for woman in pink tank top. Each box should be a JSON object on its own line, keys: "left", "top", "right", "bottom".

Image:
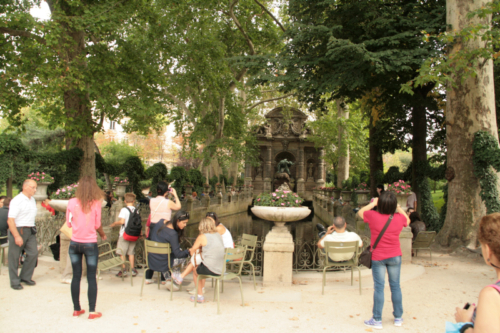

{"left": 453, "top": 213, "right": 500, "bottom": 333}
{"left": 66, "top": 176, "right": 106, "bottom": 320}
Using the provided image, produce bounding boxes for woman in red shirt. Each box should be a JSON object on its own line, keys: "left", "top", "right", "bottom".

{"left": 358, "top": 191, "right": 410, "bottom": 329}
{"left": 66, "top": 176, "right": 106, "bottom": 320}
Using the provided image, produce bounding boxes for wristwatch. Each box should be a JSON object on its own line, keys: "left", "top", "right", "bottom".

{"left": 459, "top": 324, "right": 474, "bottom": 333}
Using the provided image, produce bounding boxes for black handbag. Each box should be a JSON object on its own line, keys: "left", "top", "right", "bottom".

{"left": 359, "top": 215, "right": 394, "bottom": 269}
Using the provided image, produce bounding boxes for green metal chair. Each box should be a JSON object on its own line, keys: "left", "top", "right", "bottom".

{"left": 0, "top": 235, "right": 7, "bottom": 274}
{"left": 140, "top": 239, "right": 181, "bottom": 300}
{"left": 413, "top": 231, "right": 436, "bottom": 261}
{"left": 238, "top": 233, "right": 258, "bottom": 290}
{"left": 195, "top": 246, "right": 246, "bottom": 314}
{"left": 97, "top": 242, "right": 132, "bottom": 286}
{"left": 322, "top": 241, "right": 361, "bottom": 295}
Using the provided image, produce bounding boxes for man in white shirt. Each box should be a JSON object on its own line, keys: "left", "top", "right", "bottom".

{"left": 317, "top": 217, "right": 363, "bottom": 262}
{"left": 7, "top": 179, "right": 38, "bottom": 290}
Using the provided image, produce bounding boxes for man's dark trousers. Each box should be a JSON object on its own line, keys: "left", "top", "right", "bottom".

{"left": 8, "top": 227, "right": 37, "bottom": 287}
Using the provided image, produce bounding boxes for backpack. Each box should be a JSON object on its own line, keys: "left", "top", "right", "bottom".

{"left": 123, "top": 206, "right": 142, "bottom": 242}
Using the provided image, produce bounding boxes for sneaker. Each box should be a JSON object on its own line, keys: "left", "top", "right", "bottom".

{"left": 316, "top": 223, "right": 326, "bottom": 233}
{"left": 165, "top": 282, "right": 180, "bottom": 291}
{"left": 61, "top": 279, "right": 72, "bottom": 284}
{"left": 190, "top": 295, "right": 205, "bottom": 303}
{"left": 394, "top": 318, "right": 403, "bottom": 327}
{"left": 188, "top": 287, "right": 205, "bottom": 295}
{"left": 145, "top": 279, "right": 155, "bottom": 285}
{"left": 116, "top": 270, "right": 128, "bottom": 278}
{"left": 131, "top": 269, "right": 138, "bottom": 277}
{"left": 364, "top": 318, "right": 383, "bottom": 330}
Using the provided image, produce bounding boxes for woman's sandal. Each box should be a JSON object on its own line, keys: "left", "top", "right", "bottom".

{"left": 190, "top": 295, "right": 205, "bottom": 303}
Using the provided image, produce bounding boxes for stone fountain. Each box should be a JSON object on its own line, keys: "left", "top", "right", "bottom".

{"left": 251, "top": 183, "right": 311, "bottom": 286}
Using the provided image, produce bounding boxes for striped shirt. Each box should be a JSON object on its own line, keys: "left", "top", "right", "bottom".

{"left": 8, "top": 192, "right": 37, "bottom": 227}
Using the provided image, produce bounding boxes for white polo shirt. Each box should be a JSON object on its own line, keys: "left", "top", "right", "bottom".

{"left": 8, "top": 192, "right": 37, "bottom": 227}
{"left": 320, "top": 231, "right": 363, "bottom": 262}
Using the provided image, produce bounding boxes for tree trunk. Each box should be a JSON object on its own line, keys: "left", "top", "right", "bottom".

{"left": 438, "top": 0, "right": 498, "bottom": 247}
{"left": 77, "top": 135, "right": 96, "bottom": 178}
{"left": 369, "top": 121, "right": 384, "bottom": 197}
{"left": 336, "top": 99, "right": 349, "bottom": 188}
{"left": 6, "top": 177, "right": 13, "bottom": 198}
{"left": 412, "top": 104, "right": 428, "bottom": 213}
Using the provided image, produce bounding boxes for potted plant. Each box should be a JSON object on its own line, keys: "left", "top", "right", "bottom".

{"left": 48, "top": 184, "right": 78, "bottom": 212}
{"left": 215, "top": 182, "right": 222, "bottom": 193}
{"left": 113, "top": 176, "right": 129, "bottom": 199}
{"left": 341, "top": 179, "right": 353, "bottom": 202}
{"left": 354, "top": 182, "right": 370, "bottom": 202}
{"left": 29, "top": 171, "right": 55, "bottom": 203}
{"left": 387, "top": 180, "right": 412, "bottom": 208}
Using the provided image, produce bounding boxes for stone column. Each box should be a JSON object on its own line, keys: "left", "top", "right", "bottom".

{"left": 316, "top": 148, "right": 326, "bottom": 187}
{"left": 264, "top": 145, "right": 272, "bottom": 192}
{"left": 297, "top": 146, "right": 305, "bottom": 195}
{"left": 244, "top": 160, "right": 252, "bottom": 186}
{"left": 400, "top": 227, "right": 413, "bottom": 264}
{"left": 263, "top": 222, "right": 294, "bottom": 287}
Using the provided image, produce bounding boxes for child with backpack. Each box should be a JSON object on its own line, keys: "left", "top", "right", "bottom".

{"left": 110, "top": 192, "right": 142, "bottom": 277}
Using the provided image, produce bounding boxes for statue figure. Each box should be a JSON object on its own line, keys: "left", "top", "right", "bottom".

{"left": 277, "top": 159, "right": 294, "bottom": 175}
{"left": 256, "top": 165, "right": 262, "bottom": 178}
{"left": 276, "top": 182, "right": 291, "bottom": 192}
{"left": 307, "top": 164, "right": 314, "bottom": 178}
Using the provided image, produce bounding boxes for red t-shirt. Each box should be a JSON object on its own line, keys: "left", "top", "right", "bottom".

{"left": 363, "top": 210, "right": 407, "bottom": 261}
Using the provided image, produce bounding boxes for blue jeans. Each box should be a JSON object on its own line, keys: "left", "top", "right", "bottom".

{"left": 371, "top": 255, "right": 403, "bottom": 321}
{"left": 69, "top": 241, "right": 98, "bottom": 312}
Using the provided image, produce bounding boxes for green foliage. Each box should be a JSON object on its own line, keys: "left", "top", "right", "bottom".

{"left": 254, "top": 190, "right": 304, "bottom": 207}
{"left": 472, "top": 131, "right": 500, "bottom": 214}
{"left": 418, "top": 177, "right": 442, "bottom": 232}
{"left": 100, "top": 141, "right": 140, "bottom": 166}
{"left": 123, "top": 156, "right": 145, "bottom": 199}
{"left": 439, "top": 184, "right": 448, "bottom": 229}
{"left": 209, "top": 176, "right": 219, "bottom": 192}
{"left": 402, "top": 1, "right": 500, "bottom": 93}
{"left": 170, "top": 166, "right": 189, "bottom": 194}
{"left": 187, "top": 169, "right": 205, "bottom": 195}
{"left": 145, "top": 163, "right": 168, "bottom": 197}
{"left": 341, "top": 179, "right": 352, "bottom": 190}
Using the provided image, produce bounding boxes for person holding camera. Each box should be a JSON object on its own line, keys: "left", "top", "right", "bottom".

{"left": 452, "top": 213, "right": 500, "bottom": 333}
{"left": 357, "top": 191, "right": 409, "bottom": 329}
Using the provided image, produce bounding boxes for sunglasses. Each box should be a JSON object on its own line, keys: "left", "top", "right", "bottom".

{"left": 179, "top": 212, "right": 190, "bottom": 220}
{"left": 206, "top": 212, "right": 216, "bottom": 218}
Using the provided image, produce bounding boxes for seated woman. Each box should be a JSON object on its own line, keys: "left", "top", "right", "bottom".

{"left": 453, "top": 213, "right": 500, "bottom": 333}
{"left": 174, "top": 218, "right": 224, "bottom": 303}
{"left": 409, "top": 212, "right": 426, "bottom": 241}
{"left": 175, "top": 212, "right": 233, "bottom": 294}
{"left": 145, "top": 210, "right": 190, "bottom": 289}
{"left": 207, "top": 212, "right": 234, "bottom": 249}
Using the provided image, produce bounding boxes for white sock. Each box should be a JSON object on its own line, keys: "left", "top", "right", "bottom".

{"left": 198, "top": 294, "right": 203, "bottom": 298}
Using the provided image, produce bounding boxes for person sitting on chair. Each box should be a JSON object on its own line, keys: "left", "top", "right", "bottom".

{"left": 316, "top": 217, "right": 363, "bottom": 262}
{"left": 409, "top": 212, "right": 426, "bottom": 241}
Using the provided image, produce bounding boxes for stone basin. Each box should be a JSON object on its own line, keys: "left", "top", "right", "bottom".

{"left": 49, "top": 199, "right": 107, "bottom": 213}
{"left": 251, "top": 206, "right": 311, "bottom": 227}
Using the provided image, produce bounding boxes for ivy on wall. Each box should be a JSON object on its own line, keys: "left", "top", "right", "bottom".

{"left": 472, "top": 130, "right": 500, "bottom": 214}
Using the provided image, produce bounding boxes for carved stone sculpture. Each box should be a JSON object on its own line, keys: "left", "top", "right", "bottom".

{"left": 277, "top": 159, "right": 294, "bottom": 175}
{"left": 307, "top": 163, "right": 314, "bottom": 179}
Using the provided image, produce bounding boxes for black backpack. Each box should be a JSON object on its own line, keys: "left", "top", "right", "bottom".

{"left": 123, "top": 207, "right": 142, "bottom": 241}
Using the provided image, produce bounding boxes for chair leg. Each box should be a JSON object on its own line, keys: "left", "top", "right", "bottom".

{"left": 358, "top": 267, "right": 362, "bottom": 295}
{"left": 249, "top": 262, "right": 256, "bottom": 290}
{"left": 97, "top": 269, "right": 101, "bottom": 286}
{"left": 0, "top": 248, "right": 3, "bottom": 274}
{"left": 140, "top": 268, "right": 146, "bottom": 296}
{"left": 157, "top": 272, "right": 160, "bottom": 290}
{"left": 216, "top": 279, "right": 221, "bottom": 315}
{"left": 170, "top": 278, "right": 173, "bottom": 301}
{"left": 221, "top": 279, "right": 224, "bottom": 293}
{"left": 130, "top": 263, "right": 133, "bottom": 287}
{"left": 238, "top": 276, "right": 244, "bottom": 307}
{"left": 195, "top": 276, "right": 199, "bottom": 308}
{"left": 351, "top": 267, "right": 353, "bottom": 286}
{"left": 322, "top": 267, "right": 326, "bottom": 295}
{"left": 430, "top": 249, "right": 432, "bottom": 262}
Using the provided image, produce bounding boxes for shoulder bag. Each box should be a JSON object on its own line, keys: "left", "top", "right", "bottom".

{"left": 359, "top": 214, "right": 394, "bottom": 269}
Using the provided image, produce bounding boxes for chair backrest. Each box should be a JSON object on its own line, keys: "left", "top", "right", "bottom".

{"left": 413, "top": 231, "right": 436, "bottom": 249}
{"left": 98, "top": 242, "right": 113, "bottom": 258}
{"left": 324, "top": 241, "right": 359, "bottom": 265}
{"left": 240, "top": 234, "right": 258, "bottom": 260}
{"left": 144, "top": 239, "right": 172, "bottom": 269}
{"left": 222, "top": 246, "right": 246, "bottom": 275}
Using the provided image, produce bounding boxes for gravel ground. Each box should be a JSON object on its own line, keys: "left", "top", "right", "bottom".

{"left": 0, "top": 250, "right": 495, "bottom": 333}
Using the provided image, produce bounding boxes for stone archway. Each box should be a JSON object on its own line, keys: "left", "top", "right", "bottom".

{"left": 274, "top": 151, "right": 297, "bottom": 191}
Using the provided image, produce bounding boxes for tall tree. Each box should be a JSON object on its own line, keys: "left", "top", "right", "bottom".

{"left": 1, "top": 0, "right": 168, "bottom": 177}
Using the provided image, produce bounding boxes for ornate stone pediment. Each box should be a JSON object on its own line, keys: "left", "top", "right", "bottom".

{"left": 257, "top": 107, "right": 310, "bottom": 138}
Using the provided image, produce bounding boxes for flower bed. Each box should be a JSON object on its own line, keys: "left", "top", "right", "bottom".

{"left": 114, "top": 176, "right": 129, "bottom": 184}
{"left": 28, "top": 171, "right": 54, "bottom": 184}
{"left": 254, "top": 189, "right": 304, "bottom": 207}
{"left": 387, "top": 180, "right": 412, "bottom": 194}
{"left": 354, "top": 182, "right": 368, "bottom": 191}
{"left": 51, "top": 184, "right": 78, "bottom": 199}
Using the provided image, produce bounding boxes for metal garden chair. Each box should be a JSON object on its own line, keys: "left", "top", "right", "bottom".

{"left": 413, "top": 231, "right": 436, "bottom": 261}
{"left": 140, "top": 239, "right": 182, "bottom": 300}
{"left": 97, "top": 242, "right": 132, "bottom": 286}
{"left": 238, "top": 233, "right": 258, "bottom": 290}
{"left": 322, "top": 240, "right": 361, "bottom": 295}
{"left": 195, "top": 246, "right": 246, "bottom": 314}
{"left": 0, "top": 235, "right": 7, "bottom": 274}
